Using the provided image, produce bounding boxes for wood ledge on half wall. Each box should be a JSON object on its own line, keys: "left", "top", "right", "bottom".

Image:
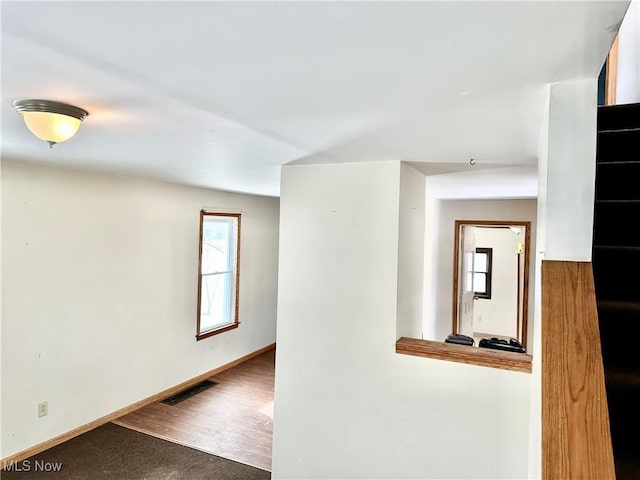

{"left": 396, "top": 337, "right": 532, "bottom": 373}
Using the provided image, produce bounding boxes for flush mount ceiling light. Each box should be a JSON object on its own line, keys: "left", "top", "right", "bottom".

{"left": 13, "top": 99, "right": 89, "bottom": 148}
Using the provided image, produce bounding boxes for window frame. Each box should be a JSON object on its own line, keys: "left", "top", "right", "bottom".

{"left": 473, "top": 247, "right": 493, "bottom": 300}
{"left": 196, "top": 210, "right": 241, "bottom": 341}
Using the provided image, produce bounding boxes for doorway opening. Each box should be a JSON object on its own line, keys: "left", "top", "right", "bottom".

{"left": 452, "top": 220, "right": 531, "bottom": 348}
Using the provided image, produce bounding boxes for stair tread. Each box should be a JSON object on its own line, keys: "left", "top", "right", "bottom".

{"left": 605, "top": 368, "right": 640, "bottom": 389}
{"left": 599, "top": 103, "right": 640, "bottom": 111}
{"left": 596, "top": 160, "right": 640, "bottom": 164}
{"left": 593, "top": 245, "right": 640, "bottom": 250}
{"left": 598, "top": 299, "right": 640, "bottom": 312}
{"left": 598, "top": 102, "right": 640, "bottom": 133}
{"left": 599, "top": 127, "right": 640, "bottom": 133}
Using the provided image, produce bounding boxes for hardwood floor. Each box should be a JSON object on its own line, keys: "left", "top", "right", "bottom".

{"left": 113, "top": 348, "right": 275, "bottom": 472}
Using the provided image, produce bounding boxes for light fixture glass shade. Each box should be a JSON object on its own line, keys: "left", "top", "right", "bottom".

{"left": 13, "top": 100, "right": 88, "bottom": 148}
{"left": 21, "top": 111, "right": 82, "bottom": 145}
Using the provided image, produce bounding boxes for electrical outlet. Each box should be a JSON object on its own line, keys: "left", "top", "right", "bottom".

{"left": 38, "top": 401, "right": 47, "bottom": 418}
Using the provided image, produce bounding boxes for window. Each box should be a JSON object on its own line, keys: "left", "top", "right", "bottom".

{"left": 473, "top": 247, "right": 492, "bottom": 299}
{"left": 196, "top": 211, "right": 241, "bottom": 340}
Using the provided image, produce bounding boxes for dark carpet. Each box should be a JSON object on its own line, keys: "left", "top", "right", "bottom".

{"left": 1, "top": 423, "right": 271, "bottom": 480}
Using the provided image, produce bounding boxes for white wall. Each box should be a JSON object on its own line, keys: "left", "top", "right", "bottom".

{"left": 424, "top": 198, "right": 537, "bottom": 345}
{"left": 616, "top": 0, "right": 640, "bottom": 104}
{"left": 396, "top": 163, "right": 425, "bottom": 339}
{"left": 472, "top": 227, "right": 520, "bottom": 338}
{"left": 273, "top": 161, "right": 531, "bottom": 479}
{"left": 1, "top": 160, "right": 280, "bottom": 458}
{"left": 544, "top": 79, "right": 597, "bottom": 261}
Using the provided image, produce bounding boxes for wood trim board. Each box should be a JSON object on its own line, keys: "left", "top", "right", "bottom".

{"left": 605, "top": 35, "right": 618, "bottom": 106}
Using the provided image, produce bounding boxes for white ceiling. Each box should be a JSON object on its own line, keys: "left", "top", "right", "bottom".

{"left": 1, "top": 1, "right": 628, "bottom": 197}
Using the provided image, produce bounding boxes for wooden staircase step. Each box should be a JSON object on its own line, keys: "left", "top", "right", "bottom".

{"left": 597, "top": 129, "right": 640, "bottom": 163}
{"left": 596, "top": 162, "right": 640, "bottom": 200}
{"left": 593, "top": 202, "right": 640, "bottom": 247}
{"left": 604, "top": 368, "right": 640, "bottom": 389}
{"left": 604, "top": 372, "right": 640, "bottom": 456}
{"left": 592, "top": 248, "right": 640, "bottom": 302}
{"left": 598, "top": 102, "right": 640, "bottom": 131}
{"left": 597, "top": 298, "right": 640, "bottom": 312}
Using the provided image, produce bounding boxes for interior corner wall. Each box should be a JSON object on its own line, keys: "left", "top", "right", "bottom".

{"left": 1, "top": 160, "right": 280, "bottom": 459}
{"left": 273, "top": 161, "right": 531, "bottom": 480}
{"left": 396, "top": 162, "right": 425, "bottom": 339}
{"left": 422, "top": 196, "right": 440, "bottom": 341}
{"left": 424, "top": 199, "right": 537, "bottom": 345}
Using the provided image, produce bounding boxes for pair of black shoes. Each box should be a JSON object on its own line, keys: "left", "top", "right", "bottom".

{"left": 478, "top": 337, "right": 526, "bottom": 353}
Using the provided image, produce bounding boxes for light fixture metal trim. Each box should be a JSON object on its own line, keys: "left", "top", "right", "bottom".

{"left": 13, "top": 99, "right": 88, "bottom": 121}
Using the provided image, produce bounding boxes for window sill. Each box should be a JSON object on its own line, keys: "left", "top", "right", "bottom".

{"left": 396, "top": 337, "right": 532, "bottom": 373}
{"left": 196, "top": 322, "right": 239, "bottom": 341}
